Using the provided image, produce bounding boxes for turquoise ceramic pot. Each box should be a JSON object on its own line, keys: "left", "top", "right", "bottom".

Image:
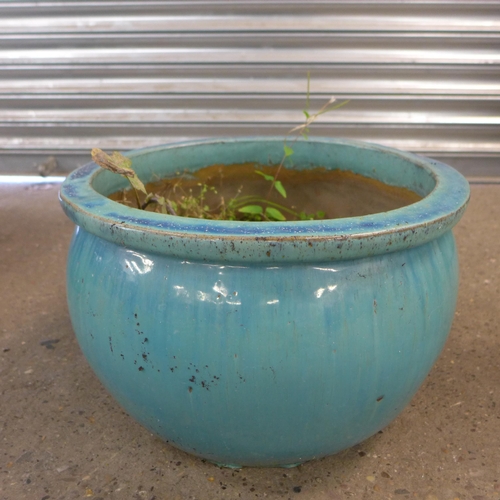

{"left": 60, "top": 138, "right": 469, "bottom": 467}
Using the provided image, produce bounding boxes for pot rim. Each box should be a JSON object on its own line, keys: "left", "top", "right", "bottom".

{"left": 59, "top": 137, "right": 470, "bottom": 262}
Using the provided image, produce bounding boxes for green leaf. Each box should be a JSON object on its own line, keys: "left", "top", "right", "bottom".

{"left": 303, "top": 110, "right": 310, "bottom": 119}
{"left": 238, "top": 205, "right": 263, "bottom": 215}
{"left": 274, "top": 180, "right": 287, "bottom": 198}
{"left": 265, "top": 207, "right": 287, "bottom": 221}
{"left": 316, "top": 211, "right": 326, "bottom": 219}
{"left": 255, "top": 170, "right": 274, "bottom": 182}
{"left": 283, "top": 145, "right": 294, "bottom": 158}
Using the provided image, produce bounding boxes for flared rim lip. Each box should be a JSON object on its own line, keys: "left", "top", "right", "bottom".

{"left": 59, "top": 137, "right": 470, "bottom": 261}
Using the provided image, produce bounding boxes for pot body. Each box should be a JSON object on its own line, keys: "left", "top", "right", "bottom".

{"left": 67, "top": 228, "right": 458, "bottom": 467}
{"left": 60, "top": 137, "right": 470, "bottom": 467}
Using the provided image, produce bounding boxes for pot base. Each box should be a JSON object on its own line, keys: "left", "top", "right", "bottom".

{"left": 213, "top": 461, "right": 303, "bottom": 469}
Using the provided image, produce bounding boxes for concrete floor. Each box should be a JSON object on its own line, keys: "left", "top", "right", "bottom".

{"left": 1, "top": 181, "right": 499, "bottom": 500}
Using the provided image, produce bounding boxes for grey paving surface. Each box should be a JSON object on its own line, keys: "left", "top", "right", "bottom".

{"left": 0, "top": 182, "right": 499, "bottom": 500}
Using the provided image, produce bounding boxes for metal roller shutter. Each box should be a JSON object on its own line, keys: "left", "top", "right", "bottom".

{"left": 1, "top": 0, "right": 499, "bottom": 177}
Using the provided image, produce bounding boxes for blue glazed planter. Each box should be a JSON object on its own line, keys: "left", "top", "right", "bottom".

{"left": 60, "top": 138, "right": 469, "bottom": 467}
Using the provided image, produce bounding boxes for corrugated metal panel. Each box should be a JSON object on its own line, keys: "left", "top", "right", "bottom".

{"left": 1, "top": 0, "right": 499, "bottom": 176}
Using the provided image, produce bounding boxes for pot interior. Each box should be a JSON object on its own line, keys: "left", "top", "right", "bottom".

{"left": 91, "top": 139, "right": 437, "bottom": 201}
